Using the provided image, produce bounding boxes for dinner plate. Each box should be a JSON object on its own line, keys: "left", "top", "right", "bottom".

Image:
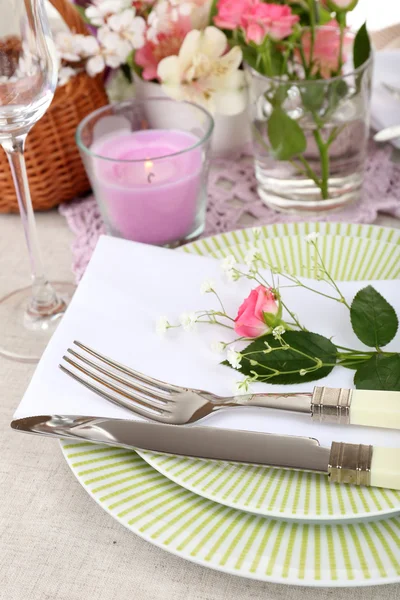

{"left": 60, "top": 440, "right": 400, "bottom": 586}
{"left": 137, "top": 223, "right": 400, "bottom": 521}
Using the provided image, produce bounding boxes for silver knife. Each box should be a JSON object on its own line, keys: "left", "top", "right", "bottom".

{"left": 11, "top": 415, "right": 400, "bottom": 490}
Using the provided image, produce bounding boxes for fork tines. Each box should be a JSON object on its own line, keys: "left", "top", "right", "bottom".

{"left": 60, "top": 341, "right": 178, "bottom": 420}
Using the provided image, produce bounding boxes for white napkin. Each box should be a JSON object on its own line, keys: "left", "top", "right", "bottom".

{"left": 14, "top": 235, "right": 400, "bottom": 450}
{"left": 371, "top": 49, "right": 400, "bottom": 148}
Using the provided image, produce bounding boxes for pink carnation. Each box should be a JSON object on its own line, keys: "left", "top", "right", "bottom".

{"left": 242, "top": 3, "right": 299, "bottom": 44}
{"left": 214, "top": 0, "right": 255, "bottom": 30}
{"left": 300, "top": 20, "right": 349, "bottom": 78}
{"left": 136, "top": 19, "right": 190, "bottom": 81}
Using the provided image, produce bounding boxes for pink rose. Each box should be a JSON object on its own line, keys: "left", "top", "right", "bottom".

{"left": 300, "top": 20, "right": 349, "bottom": 78}
{"left": 242, "top": 3, "right": 299, "bottom": 43}
{"left": 234, "top": 285, "right": 279, "bottom": 338}
{"left": 214, "top": 0, "right": 254, "bottom": 30}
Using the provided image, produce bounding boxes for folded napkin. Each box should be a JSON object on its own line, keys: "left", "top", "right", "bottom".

{"left": 14, "top": 235, "right": 400, "bottom": 450}
{"left": 371, "top": 49, "right": 400, "bottom": 148}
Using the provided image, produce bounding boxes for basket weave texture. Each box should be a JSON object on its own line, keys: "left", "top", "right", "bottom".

{"left": 0, "top": 0, "right": 109, "bottom": 213}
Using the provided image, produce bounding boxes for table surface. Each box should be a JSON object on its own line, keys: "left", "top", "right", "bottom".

{"left": 1, "top": 209, "right": 400, "bottom": 600}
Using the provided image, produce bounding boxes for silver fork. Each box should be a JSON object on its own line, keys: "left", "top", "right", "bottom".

{"left": 58, "top": 341, "right": 394, "bottom": 428}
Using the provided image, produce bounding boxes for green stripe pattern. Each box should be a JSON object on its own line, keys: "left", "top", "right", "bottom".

{"left": 61, "top": 442, "right": 400, "bottom": 585}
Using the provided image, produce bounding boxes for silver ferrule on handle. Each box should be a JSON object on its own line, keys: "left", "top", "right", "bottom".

{"left": 328, "top": 442, "right": 372, "bottom": 486}
{"left": 311, "top": 387, "right": 353, "bottom": 424}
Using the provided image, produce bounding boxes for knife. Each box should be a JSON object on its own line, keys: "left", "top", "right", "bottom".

{"left": 11, "top": 415, "right": 400, "bottom": 491}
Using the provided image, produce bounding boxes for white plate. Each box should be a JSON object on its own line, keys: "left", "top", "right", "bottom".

{"left": 60, "top": 440, "right": 400, "bottom": 587}
{"left": 138, "top": 223, "right": 400, "bottom": 521}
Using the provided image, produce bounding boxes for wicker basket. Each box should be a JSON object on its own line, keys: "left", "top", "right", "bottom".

{"left": 0, "top": 0, "right": 109, "bottom": 213}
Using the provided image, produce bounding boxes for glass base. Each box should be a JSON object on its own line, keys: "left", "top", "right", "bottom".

{"left": 0, "top": 282, "right": 75, "bottom": 363}
{"left": 255, "top": 165, "right": 363, "bottom": 215}
{"left": 256, "top": 179, "right": 361, "bottom": 215}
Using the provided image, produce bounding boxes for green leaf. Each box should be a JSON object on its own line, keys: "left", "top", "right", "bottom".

{"left": 300, "top": 82, "right": 326, "bottom": 113}
{"left": 223, "top": 331, "right": 337, "bottom": 385}
{"left": 350, "top": 285, "right": 399, "bottom": 348}
{"left": 74, "top": 5, "right": 92, "bottom": 24}
{"left": 209, "top": 0, "right": 218, "bottom": 24}
{"left": 317, "top": 6, "right": 334, "bottom": 25}
{"left": 267, "top": 107, "right": 307, "bottom": 161}
{"left": 353, "top": 22, "right": 371, "bottom": 70}
{"left": 120, "top": 63, "right": 132, "bottom": 83}
{"left": 354, "top": 354, "right": 400, "bottom": 390}
{"left": 325, "top": 78, "right": 348, "bottom": 115}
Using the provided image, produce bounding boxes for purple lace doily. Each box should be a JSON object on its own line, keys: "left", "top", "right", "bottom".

{"left": 60, "top": 139, "right": 400, "bottom": 283}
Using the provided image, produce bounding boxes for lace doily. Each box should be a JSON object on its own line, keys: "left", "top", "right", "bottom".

{"left": 60, "top": 139, "right": 400, "bottom": 283}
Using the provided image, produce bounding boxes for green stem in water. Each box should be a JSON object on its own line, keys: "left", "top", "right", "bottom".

{"left": 289, "top": 156, "right": 322, "bottom": 189}
{"left": 312, "top": 129, "right": 330, "bottom": 199}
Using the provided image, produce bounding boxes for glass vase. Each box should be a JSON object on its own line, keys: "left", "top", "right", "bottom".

{"left": 246, "top": 51, "right": 373, "bottom": 214}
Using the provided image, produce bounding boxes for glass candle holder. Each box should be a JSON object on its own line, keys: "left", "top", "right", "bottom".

{"left": 76, "top": 98, "right": 214, "bottom": 246}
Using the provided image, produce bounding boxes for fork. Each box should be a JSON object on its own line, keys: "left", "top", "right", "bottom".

{"left": 59, "top": 342, "right": 400, "bottom": 430}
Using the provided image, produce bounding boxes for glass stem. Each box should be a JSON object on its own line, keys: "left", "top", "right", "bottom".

{"left": 2, "top": 135, "right": 59, "bottom": 315}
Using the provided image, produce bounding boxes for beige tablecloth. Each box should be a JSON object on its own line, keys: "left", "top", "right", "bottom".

{"left": 0, "top": 209, "right": 399, "bottom": 600}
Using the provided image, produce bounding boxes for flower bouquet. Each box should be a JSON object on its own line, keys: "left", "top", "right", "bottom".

{"left": 55, "top": 0, "right": 247, "bottom": 117}
{"left": 213, "top": 0, "right": 373, "bottom": 212}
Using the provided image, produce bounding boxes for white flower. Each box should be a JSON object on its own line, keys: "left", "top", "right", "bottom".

{"left": 107, "top": 9, "right": 146, "bottom": 49}
{"left": 85, "top": 0, "right": 131, "bottom": 26}
{"left": 58, "top": 66, "right": 76, "bottom": 86}
{"left": 55, "top": 32, "right": 86, "bottom": 62}
{"left": 157, "top": 26, "right": 247, "bottom": 116}
{"left": 272, "top": 325, "right": 285, "bottom": 339}
{"left": 82, "top": 30, "right": 131, "bottom": 76}
{"left": 200, "top": 279, "right": 215, "bottom": 294}
{"left": 156, "top": 316, "right": 170, "bottom": 336}
{"left": 221, "top": 255, "right": 236, "bottom": 272}
{"left": 179, "top": 312, "right": 197, "bottom": 332}
{"left": 244, "top": 246, "right": 259, "bottom": 266}
{"left": 211, "top": 341, "right": 225, "bottom": 354}
{"left": 227, "top": 347, "right": 242, "bottom": 369}
{"left": 305, "top": 232, "right": 320, "bottom": 244}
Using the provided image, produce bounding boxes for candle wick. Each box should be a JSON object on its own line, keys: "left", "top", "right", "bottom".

{"left": 147, "top": 172, "right": 155, "bottom": 184}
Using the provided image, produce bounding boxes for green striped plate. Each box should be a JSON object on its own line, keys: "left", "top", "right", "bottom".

{"left": 137, "top": 223, "right": 400, "bottom": 521}
{"left": 60, "top": 441, "right": 400, "bottom": 586}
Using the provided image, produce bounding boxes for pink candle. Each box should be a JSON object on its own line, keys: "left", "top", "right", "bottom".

{"left": 92, "top": 129, "right": 204, "bottom": 245}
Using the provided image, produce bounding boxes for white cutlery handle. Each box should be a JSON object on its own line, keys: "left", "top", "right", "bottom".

{"left": 349, "top": 389, "right": 400, "bottom": 430}
{"left": 370, "top": 447, "right": 400, "bottom": 490}
{"left": 329, "top": 442, "right": 400, "bottom": 490}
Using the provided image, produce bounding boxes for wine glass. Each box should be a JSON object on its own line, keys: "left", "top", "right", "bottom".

{"left": 0, "top": 0, "right": 74, "bottom": 362}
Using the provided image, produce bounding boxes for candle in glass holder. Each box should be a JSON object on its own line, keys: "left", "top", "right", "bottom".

{"left": 91, "top": 129, "right": 204, "bottom": 246}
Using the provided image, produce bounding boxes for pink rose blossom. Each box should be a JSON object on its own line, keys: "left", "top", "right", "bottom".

{"left": 135, "top": 18, "right": 190, "bottom": 80}
{"left": 242, "top": 3, "right": 299, "bottom": 43}
{"left": 300, "top": 20, "right": 349, "bottom": 78}
{"left": 214, "top": 0, "right": 254, "bottom": 30}
{"left": 234, "top": 285, "right": 279, "bottom": 338}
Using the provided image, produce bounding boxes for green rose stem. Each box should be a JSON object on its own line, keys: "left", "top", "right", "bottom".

{"left": 337, "top": 12, "right": 346, "bottom": 71}
{"left": 313, "top": 129, "right": 330, "bottom": 199}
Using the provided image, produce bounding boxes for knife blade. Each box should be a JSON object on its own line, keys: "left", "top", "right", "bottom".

{"left": 11, "top": 415, "right": 400, "bottom": 490}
